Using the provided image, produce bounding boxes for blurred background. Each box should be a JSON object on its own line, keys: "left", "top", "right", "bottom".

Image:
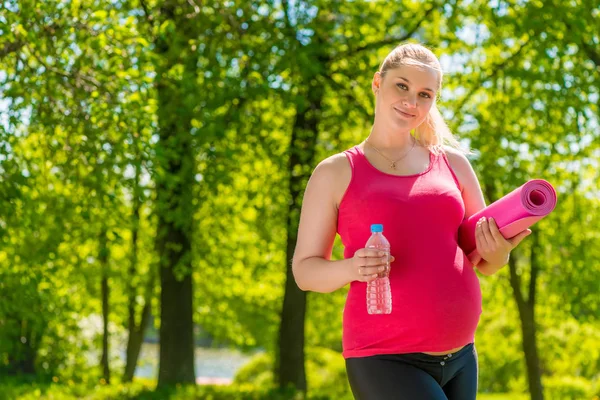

{"left": 0, "top": 0, "right": 599, "bottom": 399}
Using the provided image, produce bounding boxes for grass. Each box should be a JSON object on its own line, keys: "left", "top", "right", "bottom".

{"left": 0, "top": 377, "right": 531, "bottom": 400}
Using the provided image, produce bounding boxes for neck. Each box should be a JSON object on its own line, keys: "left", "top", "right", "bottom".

{"left": 366, "top": 123, "right": 415, "bottom": 151}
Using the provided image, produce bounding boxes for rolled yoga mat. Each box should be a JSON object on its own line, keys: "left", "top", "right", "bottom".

{"left": 458, "top": 179, "right": 557, "bottom": 265}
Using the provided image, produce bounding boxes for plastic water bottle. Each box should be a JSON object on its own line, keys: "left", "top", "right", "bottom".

{"left": 366, "top": 224, "right": 392, "bottom": 314}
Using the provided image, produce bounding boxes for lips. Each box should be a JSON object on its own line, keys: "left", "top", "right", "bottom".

{"left": 394, "top": 108, "right": 415, "bottom": 118}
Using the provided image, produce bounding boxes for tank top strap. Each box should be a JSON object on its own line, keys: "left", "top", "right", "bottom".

{"left": 435, "top": 149, "right": 462, "bottom": 190}
{"left": 342, "top": 146, "right": 360, "bottom": 170}
{"left": 342, "top": 145, "right": 371, "bottom": 179}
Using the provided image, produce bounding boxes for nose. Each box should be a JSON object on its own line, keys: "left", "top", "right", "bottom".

{"left": 403, "top": 93, "right": 417, "bottom": 108}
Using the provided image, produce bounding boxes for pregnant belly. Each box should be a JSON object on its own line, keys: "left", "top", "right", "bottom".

{"left": 342, "top": 267, "right": 482, "bottom": 354}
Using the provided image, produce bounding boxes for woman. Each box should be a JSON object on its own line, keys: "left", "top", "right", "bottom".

{"left": 291, "top": 43, "right": 531, "bottom": 400}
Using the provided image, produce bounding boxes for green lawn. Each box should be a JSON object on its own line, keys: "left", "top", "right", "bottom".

{"left": 478, "top": 394, "right": 528, "bottom": 400}
{"left": 0, "top": 378, "right": 530, "bottom": 400}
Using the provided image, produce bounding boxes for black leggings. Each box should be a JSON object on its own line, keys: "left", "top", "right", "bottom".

{"left": 345, "top": 343, "right": 478, "bottom": 400}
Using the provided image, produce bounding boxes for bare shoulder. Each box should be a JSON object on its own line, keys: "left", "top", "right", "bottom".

{"left": 316, "top": 151, "right": 351, "bottom": 170}
{"left": 442, "top": 145, "right": 486, "bottom": 216}
{"left": 443, "top": 145, "right": 471, "bottom": 168}
{"left": 311, "top": 151, "right": 352, "bottom": 208}
{"left": 442, "top": 145, "right": 474, "bottom": 192}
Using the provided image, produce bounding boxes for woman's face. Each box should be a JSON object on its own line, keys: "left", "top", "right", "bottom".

{"left": 372, "top": 64, "right": 439, "bottom": 132}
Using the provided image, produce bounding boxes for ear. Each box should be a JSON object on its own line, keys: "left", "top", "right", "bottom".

{"left": 372, "top": 71, "right": 381, "bottom": 95}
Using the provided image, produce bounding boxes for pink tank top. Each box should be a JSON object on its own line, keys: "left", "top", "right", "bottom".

{"left": 338, "top": 145, "right": 482, "bottom": 358}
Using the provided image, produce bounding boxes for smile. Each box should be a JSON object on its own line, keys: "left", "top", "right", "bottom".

{"left": 394, "top": 108, "right": 415, "bottom": 118}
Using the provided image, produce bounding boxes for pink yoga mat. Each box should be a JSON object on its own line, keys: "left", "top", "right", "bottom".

{"left": 458, "top": 179, "right": 557, "bottom": 265}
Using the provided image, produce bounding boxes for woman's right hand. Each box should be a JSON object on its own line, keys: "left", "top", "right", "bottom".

{"left": 350, "top": 248, "right": 395, "bottom": 283}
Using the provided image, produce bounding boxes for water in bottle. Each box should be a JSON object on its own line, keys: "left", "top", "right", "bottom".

{"left": 365, "top": 224, "right": 392, "bottom": 314}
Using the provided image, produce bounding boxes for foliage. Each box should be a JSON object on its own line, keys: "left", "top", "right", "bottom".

{"left": 0, "top": 377, "right": 544, "bottom": 400}
{"left": 0, "top": 0, "right": 599, "bottom": 397}
{"left": 4, "top": 376, "right": 596, "bottom": 400}
{"left": 543, "top": 376, "right": 597, "bottom": 400}
{"left": 234, "top": 347, "right": 352, "bottom": 400}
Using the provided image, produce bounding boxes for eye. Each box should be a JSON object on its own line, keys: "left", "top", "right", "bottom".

{"left": 420, "top": 92, "right": 432, "bottom": 99}
{"left": 396, "top": 83, "right": 408, "bottom": 90}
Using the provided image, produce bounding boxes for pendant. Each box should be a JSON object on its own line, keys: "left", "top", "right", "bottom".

{"left": 390, "top": 162, "right": 396, "bottom": 169}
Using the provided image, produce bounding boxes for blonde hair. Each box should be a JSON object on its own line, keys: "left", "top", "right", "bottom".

{"left": 379, "top": 43, "right": 467, "bottom": 154}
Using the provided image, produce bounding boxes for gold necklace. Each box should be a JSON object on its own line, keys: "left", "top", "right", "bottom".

{"left": 365, "top": 137, "right": 416, "bottom": 170}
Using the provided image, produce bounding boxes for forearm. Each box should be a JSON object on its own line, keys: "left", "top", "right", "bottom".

{"left": 475, "top": 256, "right": 509, "bottom": 276}
{"left": 292, "top": 256, "right": 354, "bottom": 293}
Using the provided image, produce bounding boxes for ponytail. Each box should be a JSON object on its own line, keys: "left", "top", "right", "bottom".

{"left": 414, "top": 103, "right": 464, "bottom": 154}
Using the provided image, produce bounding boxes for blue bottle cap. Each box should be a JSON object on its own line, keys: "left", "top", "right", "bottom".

{"left": 370, "top": 224, "right": 383, "bottom": 233}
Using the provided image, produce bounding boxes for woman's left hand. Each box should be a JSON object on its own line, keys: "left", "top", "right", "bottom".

{"left": 476, "top": 217, "right": 532, "bottom": 266}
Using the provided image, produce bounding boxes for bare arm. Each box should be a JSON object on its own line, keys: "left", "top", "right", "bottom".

{"left": 445, "top": 148, "right": 530, "bottom": 276}
{"left": 292, "top": 155, "right": 391, "bottom": 293}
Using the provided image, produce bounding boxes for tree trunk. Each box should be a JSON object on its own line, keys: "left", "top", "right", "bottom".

{"left": 276, "top": 70, "right": 325, "bottom": 392}
{"left": 507, "top": 234, "right": 544, "bottom": 400}
{"left": 157, "top": 242, "right": 195, "bottom": 386}
{"left": 124, "top": 157, "right": 153, "bottom": 382}
{"left": 154, "top": 124, "right": 196, "bottom": 386}
{"left": 519, "top": 301, "right": 544, "bottom": 400}
{"left": 124, "top": 296, "right": 152, "bottom": 382}
{"left": 8, "top": 318, "right": 38, "bottom": 374}
{"left": 154, "top": 106, "right": 196, "bottom": 383}
{"left": 154, "top": 1, "right": 197, "bottom": 386}
{"left": 99, "top": 228, "right": 111, "bottom": 383}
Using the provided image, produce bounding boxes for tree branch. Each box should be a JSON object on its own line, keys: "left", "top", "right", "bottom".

{"left": 454, "top": 38, "right": 531, "bottom": 117}
{"left": 4, "top": 20, "right": 64, "bottom": 60}
{"left": 322, "top": 74, "right": 371, "bottom": 121}
{"left": 581, "top": 41, "right": 600, "bottom": 69}
{"left": 25, "top": 44, "right": 107, "bottom": 94}
{"left": 328, "top": 3, "right": 438, "bottom": 63}
{"left": 185, "top": 0, "right": 201, "bottom": 18}
{"left": 563, "top": 20, "right": 600, "bottom": 69}
{"left": 282, "top": 0, "right": 294, "bottom": 29}
{"left": 0, "top": 40, "right": 25, "bottom": 60}
{"left": 139, "top": 0, "right": 156, "bottom": 30}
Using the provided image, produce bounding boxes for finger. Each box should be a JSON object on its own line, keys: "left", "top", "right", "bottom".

{"left": 358, "top": 267, "right": 375, "bottom": 280}
{"left": 475, "top": 229, "right": 487, "bottom": 256}
{"left": 508, "top": 229, "right": 532, "bottom": 248}
{"left": 361, "top": 256, "right": 389, "bottom": 267}
{"left": 487, "top": 218, "right": 506, "bottom": 246}
{"left": 360, "top": 265, "right": 386, "bottom": 276}
{"left": 357, "top": 265, "right": 380, "bottom": 281}
{"left": 369, "top": 265, "right": 387, "bottom": 275}
{"left": 356, "top": 248, "right": 388, "bottom": 258}
{"left": 480, "top": 218, "right": 495, "bottom": 245}
{"left": 358, "top": 264, "right": 386, "bottom": 275}
{"left": 475, "top": 219, "right": 489, "bottom": 250}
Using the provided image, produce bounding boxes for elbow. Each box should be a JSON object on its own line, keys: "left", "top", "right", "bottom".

{"left": 295, "top": 280, "right": 310, "bottom": 292}
{"left": 291, "top": 260, "right": 309, "bottom": 292}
